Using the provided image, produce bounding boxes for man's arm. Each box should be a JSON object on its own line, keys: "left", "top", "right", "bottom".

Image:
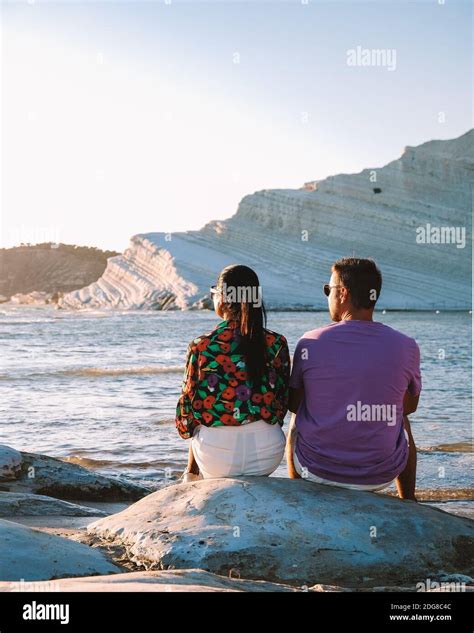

{"left": 395, "top": 416, "right": 417, "bottom": 500}
{"left": 288, "top": 387, "right": 304, "bottom": 414}
{"left": 403, "top": 391, "right": 419, "bottom": 415}
{"left": 395, "top": 391, "right": 419, "bottom": 500}
{"left": 286, "top": 413, "right": 301, "bottom": 479}
{"left": 286, "top": 385, "right": 304, "bottom": 479}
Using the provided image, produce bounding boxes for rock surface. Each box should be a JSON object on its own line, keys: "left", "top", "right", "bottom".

{"left": 0, "top": 518, "right": 120, "bottom": 581}
{"left": 0, "top": 569, "right": 301, "bottom": 592}
{"left": 0, "top": 568, "right": 470, "bottom": 593}
{"left": 9, "top": 291, "right": 54, "bottom": 305}
{"left": 88, "top": 477, "right": 474, "bottom": 588}
{"left": 0, "top": 492, "right": 108, "bottom": 517}
{"left": 0, "top": 445, "right": 22, "bottom": 481}
{"left": 59, "top": 130, "right": 473, "bottom": 310}
{"left": 2, "top": 451, "right": 150, "bottom": 502}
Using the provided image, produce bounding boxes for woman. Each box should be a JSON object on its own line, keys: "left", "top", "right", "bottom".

{"left": 176, "top": 264, "right": 290, "bottom": 480}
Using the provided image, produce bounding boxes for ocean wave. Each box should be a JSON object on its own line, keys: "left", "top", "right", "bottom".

{"left": 385, "top": 488, "right": 474, "bottom": 501}
{"left": 0, "top": 318, "right": 57, "bottom": 324}
{"left": 420, "top": 442, "right": 473, "bottom": 454}
{"left": 59, "top": 365, "right": 183, "bottom": 377}
{"left": 0, "top": 365, "right": 183, "bottom": 379}
{"left": 63, "top": 455, "right": 182, "bottom": 470}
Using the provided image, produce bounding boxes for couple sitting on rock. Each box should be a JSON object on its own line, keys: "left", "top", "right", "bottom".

{"left": 176, "top": 258, "right": 421, "bottom": 501}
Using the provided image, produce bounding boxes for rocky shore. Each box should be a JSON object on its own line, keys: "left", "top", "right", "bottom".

{"left": 0, "top": 444, "right": 472, "bottom": 592}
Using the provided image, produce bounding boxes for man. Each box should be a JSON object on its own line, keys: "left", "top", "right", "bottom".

{"left": 286, "top": 257, "right": 421, "bottom": 500}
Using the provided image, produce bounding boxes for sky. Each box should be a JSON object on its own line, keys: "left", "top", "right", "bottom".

{"left": 1, "top": 0, "right": 472, "bottom": 252}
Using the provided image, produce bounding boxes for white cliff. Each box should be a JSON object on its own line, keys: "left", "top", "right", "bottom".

{"left": 59, "top": 130, "right": 473, "bottom": 310}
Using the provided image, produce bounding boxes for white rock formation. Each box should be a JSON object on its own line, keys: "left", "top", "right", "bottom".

{"left": 0, "top": 519, "right": 119, "bottom": 581}
{"left": 0, "top": 445, "right": 22, "bottom": 481}
{"left": 0, "top": 492, "right": 107, "bottom": 517}
{"left": 3, "top": 450, "right": 150, "bottom": 502}
{"left": 59, "top": 130, "right": 473, "bottom": 310}
{"left": 87, "top": 477, "right": 474, "bottom": 588}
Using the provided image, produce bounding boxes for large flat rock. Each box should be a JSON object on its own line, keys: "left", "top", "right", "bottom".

{"left": 88, "top": 477, "right": 474, "bottom": 588}
{"left": 0, "top": 519, "right": 120, "bottom": 581}
{"left": 0, "top": 569, "right": 301, "bottom": 592}
{"left": 1, "top": 451, "right": 150, "bottom": 502}
{"left": 0, "top": 570, "right": 470, "bottom": 593}
{"left": 0, "top": 492, "right": 107, "bottom": 517}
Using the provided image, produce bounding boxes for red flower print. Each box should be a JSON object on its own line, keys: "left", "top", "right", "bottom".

{"left": 220, "top": 413, "right": 238, "bottom": 425}
{"left": 176, "top": 322, "right": 290, "bottom": 441}
{"left": 197, "top": 338, "right": 211, "bottom": 352}
{"left": 203, "top": 395, "right": 215, "bottom": 408}
{"left": 263, "top": 392, "right": 275, "bottom": 405}
{"left": 222, "top": 387, "right": 236, "bottom": 400}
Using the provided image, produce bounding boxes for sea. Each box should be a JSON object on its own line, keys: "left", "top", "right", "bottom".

{"left": 0, "top": 306, "right": 472, "bottom": 516}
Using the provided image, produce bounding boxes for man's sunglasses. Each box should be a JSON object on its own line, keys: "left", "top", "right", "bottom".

{"left": 323, "top": 284, "right": 343, "bottom": 297}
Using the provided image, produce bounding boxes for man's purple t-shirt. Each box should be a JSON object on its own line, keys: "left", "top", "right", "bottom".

{"left": 290, "top": 320, "right": 422, "bottom": 485}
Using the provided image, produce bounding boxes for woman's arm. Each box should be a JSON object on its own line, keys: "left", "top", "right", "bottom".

{"left": 175, "top": 341, "right": 201, "bottom": 440}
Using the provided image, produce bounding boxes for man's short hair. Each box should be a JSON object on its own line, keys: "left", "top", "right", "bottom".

{"left": 332, "top": 257, "right": 382, "bottom": 309}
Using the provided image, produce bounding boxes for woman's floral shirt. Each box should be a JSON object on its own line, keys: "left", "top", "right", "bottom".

{"left": 176, "top": 319, "right": 290, "bottom": 439}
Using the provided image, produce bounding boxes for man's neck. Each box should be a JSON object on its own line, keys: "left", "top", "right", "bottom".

{"left": 339, "top": 309, "right": 374, "bottom": 322}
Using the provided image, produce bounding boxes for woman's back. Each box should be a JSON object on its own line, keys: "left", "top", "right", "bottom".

{"left": 176, "top": 318, "right": 290, "bottom": 439}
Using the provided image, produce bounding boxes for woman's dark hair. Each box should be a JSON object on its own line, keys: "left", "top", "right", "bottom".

{"left": 217, "top": 264, "right": 267, "bottom": 386}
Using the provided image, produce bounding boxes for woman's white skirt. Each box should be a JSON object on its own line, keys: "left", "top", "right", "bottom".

{"left": 191, "top": 420, "right": 285, "bottom": 479}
